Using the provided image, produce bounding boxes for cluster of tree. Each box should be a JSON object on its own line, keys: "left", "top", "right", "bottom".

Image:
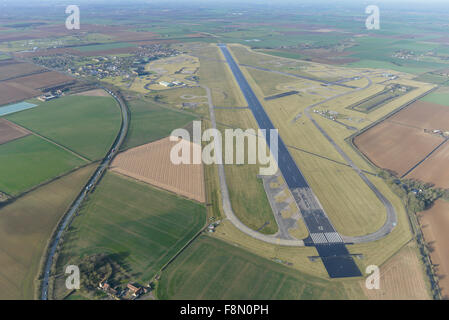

{"left": 77, "top": 253, "right": 128, "bottom": 290}
{"left": 78, "top": 254, "right": 113, "bottom": 290}
{"left": 379, "top": 170, "right": 449, "bottom": 212}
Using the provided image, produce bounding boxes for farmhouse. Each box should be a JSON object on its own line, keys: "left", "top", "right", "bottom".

{"left": 38, "top": 93, "right": 57, "bottom": 101}
{"left": 127, "top": 283, "right": 144, "bottom": 297}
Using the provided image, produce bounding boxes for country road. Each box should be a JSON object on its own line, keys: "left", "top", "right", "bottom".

{"left": 40, "top": 87, "right": 129, "bottom": 300}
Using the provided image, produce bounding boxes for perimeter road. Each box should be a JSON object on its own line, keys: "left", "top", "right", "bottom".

{"left": 40, "top": 87, "right": 129, "bottom": 300}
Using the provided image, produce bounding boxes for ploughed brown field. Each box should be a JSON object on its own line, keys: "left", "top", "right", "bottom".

{"left": 111, "top": 137, "right": 205, "bottom": 203}
{"left": 362, "top": 242, "right": 430, "bottom": 300}
{"left": 419, "top": 200, "right": 449, "bottom": 299}
{"left": 354, "top": 101, "right": 449, "bottom": 177}
{"left": 0, "top": 60, "right": 76, "bottom": 105}
{"left": 0, "top": 82, "right": 40, "bottom": 106}
{"left": 0, "top": 61, "right": 45, "bottom": 81}
{"left": 74, "top": 89, "right": 110, "bottom": 97}
{"left": 408, "top": 142, "right": 449, "bottom": 189}
{"left": 9, "top": 71, "right": 74, "bottom": 90}
{"left": 0, "top": 68, "right": 75, "bottom": 105}
{"left": 0, "top": 119, "right": 30, "bottom": 145}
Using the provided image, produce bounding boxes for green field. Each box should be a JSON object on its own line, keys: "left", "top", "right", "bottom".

{"left": 0, "top": 135, "right": 86, "bottom": 195}
{"left": 0, "top": 164, "right": 95, "bottom": 299}
{"left": 54, "top": 172, "right": 206, "bottom": 297}
{"left": 420, "top": 91, "right": 449, "bottom": 106}
{"left": 6, "top": 95, "right": 121, "bottom": 161}
{"left": 157, "top": 235, "right": 364, "bottom": 299}
{"left": 122, "top": 99, "right": 197, "bottom": 150}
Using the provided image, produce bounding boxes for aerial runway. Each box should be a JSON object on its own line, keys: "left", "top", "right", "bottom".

{"left": 218, "top": 44, "right": 361, "bottom": 278}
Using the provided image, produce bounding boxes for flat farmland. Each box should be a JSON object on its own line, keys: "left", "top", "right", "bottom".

{"left": 362, "top": 242, "right": 430, "bottom": 300}
{"left": 354, "top": 100, "right": 449, "bottom": 177}
{"left": 54, "top": 172, "right": 206, "bottom": 297}
{"left": 0, "top": 82, "right": 39, "bottom": 106}
{"left": 157, "top": 235, "right": 364, "bottom": 300}
{"left": 0, "top": 164, "right": 95, "bottom": 299}
{"left": 74, "top": 89, "right": 110, "bottom": 97}
{"left": 112, "top": 137, "right": 205, "bottom": 203}
{"left": 419, "top": 200, "right": 449, "bottom": 299}
{"left": 0, "top": 118, "right": 29, "bottom": 145}
{"left": 6, "top": 95, "right": 121, "bottom": 161}
{"left": 408, "top": 142, "right": 449, "bottom": 188}
{"left": 7, "top": 71, "right": 74, "bottom": 90}
{"left": 0, "top": 61, "right": 45, "bottom": 81}
{"left": 0, "top": 135, "right": 86, "bottom": 195}
{"left": 122, "top": 99, "right": 197, "bottom": 150}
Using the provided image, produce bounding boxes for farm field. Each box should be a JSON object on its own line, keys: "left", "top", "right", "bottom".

{"left": 53, "top": 172, "right": 206, "bottom": 297}
{"left": 0, "top": 61, "right": 75, "bottom": 106}
{"left": 8, "top": 71, "right": 74, "bottom": 90}
{"left": 6, "top": 95, "right": 121, "bottom": 161}
{"left": 0, "top": 164, "right": 95, "bottom": 299}
{"left": 122, "top": 98, "right": 197, "bottom": 150}
{"left": 0, "top": 61, "right": 45, "bottom": 81}
{"left": 419, "top": 200, "right": 449, "bottom": 299}
{"left": 74, "top": 89, "right": 110, "bottom": 97}
{"left": 112, "top": 136, "right": 205, "bottom": 203}
{"left": 354, "top": 100, "right": 449, "bottom": 177}
{"left": 0, "top": 81, "right": 39, "bottom": 106}
{"left": 421, "top": 91, "right": 449, "bottom": 106}
{"left": 157, "top": 235, "right": 365, "bottom": 300}
{"left": 408, "top": 143, "right": 449, "bottom": 189}
{"left": 362, "top": 242, "right": 430, "bottom": 300}
{"left": 0, "top": 135, "right": 86, "bottom": 195}
{"left": 0, "top": 118, "right": 29, "bottom": 144}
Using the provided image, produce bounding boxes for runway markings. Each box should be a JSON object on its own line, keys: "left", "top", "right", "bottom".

{"left": 310, "top": 232, "right": 343, "bottom": 244}
{"left": 324, "top": 232, "right": 343, "bottom": 243}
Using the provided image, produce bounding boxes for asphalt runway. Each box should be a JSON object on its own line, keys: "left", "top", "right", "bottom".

{"left": 219, "top": 44, "right": 361, "bottom": 278}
